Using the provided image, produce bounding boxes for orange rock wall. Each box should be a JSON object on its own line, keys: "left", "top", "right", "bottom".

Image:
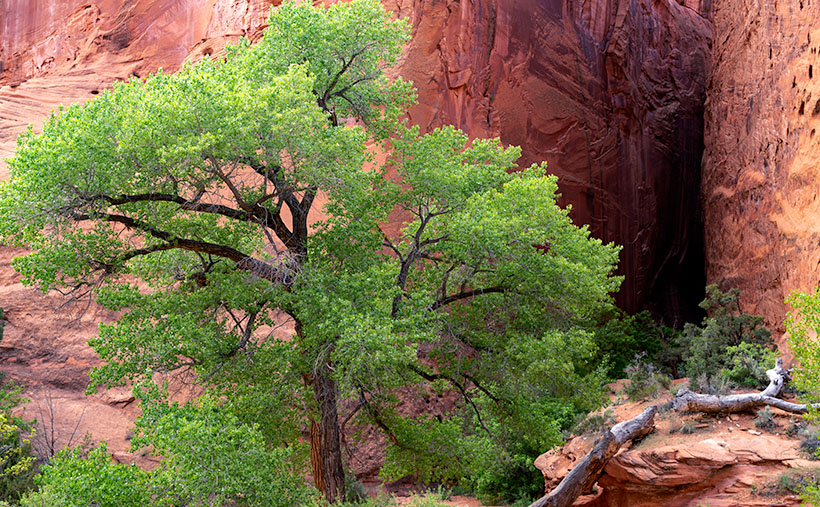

{"left": 394, "top": 0, "right": 712, "bottom": 323}
{"left": 1, "top": 0, "right": 714, "bottom": 323}
{"left": 0, "top": 0, "right": 713, "bottom": 465}
{"left": 702, "top": 0, "right": 820, "bottom": 340}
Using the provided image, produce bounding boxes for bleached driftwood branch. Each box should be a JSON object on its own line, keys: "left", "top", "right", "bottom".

{"left": 672, "top": 358, "right": 811, "bottom": 414}
{"left": 529, "top": 405, "right": 657, "bottom": 507}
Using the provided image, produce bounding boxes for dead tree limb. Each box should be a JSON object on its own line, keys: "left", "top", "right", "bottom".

{"left": 529, "top": 405, "right": 657, "bottom": 507}
{"left": 672, "top": 358, "right": 813, "bottom": 414}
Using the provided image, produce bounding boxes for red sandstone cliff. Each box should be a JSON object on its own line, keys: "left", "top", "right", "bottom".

{"left": 395, "top": 0, "right": 712, "bottom": 324}
{"left": 1, "top": 0, "right": 713, "bottom": 323}
{"left": 0, "top": 0, "right": 713, "bottom": 477}
{"left": 702, "top": 0, "right": 820, "bottom": 345}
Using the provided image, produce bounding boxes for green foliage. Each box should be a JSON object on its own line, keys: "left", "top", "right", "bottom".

{"left": 623, "top": 354, "right": 671, "bottom": 400}
{"left": 0, "top": 412, "right": 36, "bottom": 503}
{"left": 720, "top": 342, "right": 778, "bottom": 389}
{"left": 134, "top": 386, "right": 312, "bottom": 506}
{"left": 757, "top": 468, "right": 820, "bottom": 501}
{"left": 0, "top": 373, "right": 36, "bottom": 503}
{"left": 24, "top": 443, "right": 149, "bottom": 507}
{"left": 593, "top": 310, "right": 669, "bottom": 379}
{"left": 24, "top": 391, "right": 312, "bottom": 506}
{"left": 788, "top": 287, "right": 820, "bottom": 409}
{"left": 787, "top": 286, "right": 820, "bottom": 494}
{"left": 754, "top": 406, "right": 779, "bottom": 432}
{"left": 0, "top": 0, "right": 622, "bottom": 502}
{"left": 677, "top": 285, "right": 774, "bottom": 392}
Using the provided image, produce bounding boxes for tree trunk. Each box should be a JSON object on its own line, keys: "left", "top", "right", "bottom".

{"left": 529, "top": 405, "right": 657, "bottom": 507}
{"left": 672, "top": 358, "right": 813, "bottom": 414}
{"left": 309, "top": 365, "right": 346, "bottom": 503}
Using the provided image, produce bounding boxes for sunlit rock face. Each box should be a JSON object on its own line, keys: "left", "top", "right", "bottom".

{"left": 702, "top": 0, "right": 820, "bottom": 344}
{"left": 0, "top": 0, "right": 273, "bottom": 86}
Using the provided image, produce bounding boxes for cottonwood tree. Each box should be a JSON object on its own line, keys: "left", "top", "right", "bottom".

{"left": 0, "top": 0, "right": 621, "bottom": 502}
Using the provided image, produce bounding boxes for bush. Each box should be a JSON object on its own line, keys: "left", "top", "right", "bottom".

{"left": 0, "top": 413, "right": 36, "bottom": 503}
{"left": 0, "top": 374, "right": 35, "bottom": 503}
{"left": 593, "top": 310, "right": 678, "bottom": 379}
{"left": 720, "top": 342, "right": 778, "bottom": 389}
{"left": 680, "top": 421, "right": 697, "bottom": 435}
{"left": 754, "top": 407, "right": 779, "bottom": 432}
{"left": 678, "top": 285, "right": 773, "bottom": 392}
{"left": 571, "top": 409, "right": 616, "bottom": 436}
{"left": 623, "top": 354, "right": 671, "bottom": 400}
{"left": 800, "top": 426, "right": 820, "bottom": 460}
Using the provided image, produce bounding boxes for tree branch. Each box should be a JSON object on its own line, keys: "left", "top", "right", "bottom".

{"left": 69, "top": 210, "right": 296, "bottom": 285}
{"left": 428, "top": 286, "right": 507, "bottom": 311}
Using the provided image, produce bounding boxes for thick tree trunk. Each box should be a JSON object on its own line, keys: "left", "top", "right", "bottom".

{"left": 672, "top": 358, "right": 812, "bottom": 414}
{"left": 529, "top": 405, "right": 657, "bottom": 507}
{"left": 309, "top": 365, "right": 346, "bottom": 503}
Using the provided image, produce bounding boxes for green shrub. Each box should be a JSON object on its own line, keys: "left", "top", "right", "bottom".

{"left": 24, "top": 444, "right": 149, "bottom": 507}
{"left": 571, "top": 409, "right": 616, "bottom": 436}
{"left": 0, "top": 374, "right": 35, "bottom": 503}
{"left": 754, "top": 407, "right": 779, "bottom": 432}
{"left": 623, "top": 354, "right": 671, "bottom": 400}
{"left": 680, "top": 421, "right": 697, "bottom": 434}
{"left": 800, "top": 427, "right": 820, "bottom": 460}
{"left": 720, "top": 342, "right": 778, "bottom": 389}
{"left": 593, "top": 310, "right": 677, "bottom": 379}
{"left": 0, "top": 413, "right": 36, "bottom": 503}
{"left": 768, "top": 468, "right": 820, "bottom": 498}
{"left": 678, "top": 285, "right": 773, "bottom": 391}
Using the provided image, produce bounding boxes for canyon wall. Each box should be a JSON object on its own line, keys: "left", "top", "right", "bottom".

{"left": 702, "top": 0, "right": 820, "bottom": 342}
{"left": 0, "top": 0, "right": 711, "bottom": 464}
{"left": 394, "top": 0, "right": 712, "bottom": 324}
{"left": 1, "top": 0, "right": 713, "bottom": 323}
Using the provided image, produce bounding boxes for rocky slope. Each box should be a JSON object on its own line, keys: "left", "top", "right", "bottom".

{"left": 702, "top": 0, "right": 820, "bottom": 342}
{"left": 536, "top": 393, "right": 813, "bottom": 506}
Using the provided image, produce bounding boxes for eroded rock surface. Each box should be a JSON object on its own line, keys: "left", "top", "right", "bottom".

{"left": 702, "top": 0, "right": 820, "bottom": 343}
{"left": 536, "top": 399, "right": 809, "bottom": 507}
{"left": 395, "top": 0, "right": 712, "bottom": 323}
{"left": 0, "top": 0, "right": 712, "bottom": 473}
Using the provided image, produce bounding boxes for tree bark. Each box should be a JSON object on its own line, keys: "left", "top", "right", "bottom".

{"left": 529, "top": 405, "right": 657, "bottom": 507}
{"left": 672, "top": 358, "right": 812, "bottom": 414}
{"left": 309, "top": 365, "right": 346, "bottom": 503}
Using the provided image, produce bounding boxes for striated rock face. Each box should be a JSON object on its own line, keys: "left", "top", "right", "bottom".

{"left": 394, "top": 0, "right": 712, "bottom": 323}
{"left": 1, "top": 0, "right": 713, "bottom": 323}
{"left": 0, "top": 0, "right": 712, "bottom": 469}
{"left": 702, "top": 0, "right": 820, "bottom": 341}
{"left": 0, "top": 0, "right": 277, "bottom": 179}
{"left": 0, "top": 0, "right": 274, "bottom": 87}
{"left": 597, "top": 436, "right": 807, "bottom": 506}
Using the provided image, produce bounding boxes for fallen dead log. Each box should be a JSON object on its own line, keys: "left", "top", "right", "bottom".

{"left": 672, "top": 358, "right": 812, "bottom": 414}
{"left": 529, "top": 405, "right": 657, "bottom": 507}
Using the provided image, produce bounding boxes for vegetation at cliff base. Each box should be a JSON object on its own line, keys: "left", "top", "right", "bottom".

{"left": 0, "top": 0, "right": 623, "bottom": 504}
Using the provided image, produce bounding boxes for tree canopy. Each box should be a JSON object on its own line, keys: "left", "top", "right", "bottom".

{"left": 0, "top": 0, "right": 622, "bottom": 503}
